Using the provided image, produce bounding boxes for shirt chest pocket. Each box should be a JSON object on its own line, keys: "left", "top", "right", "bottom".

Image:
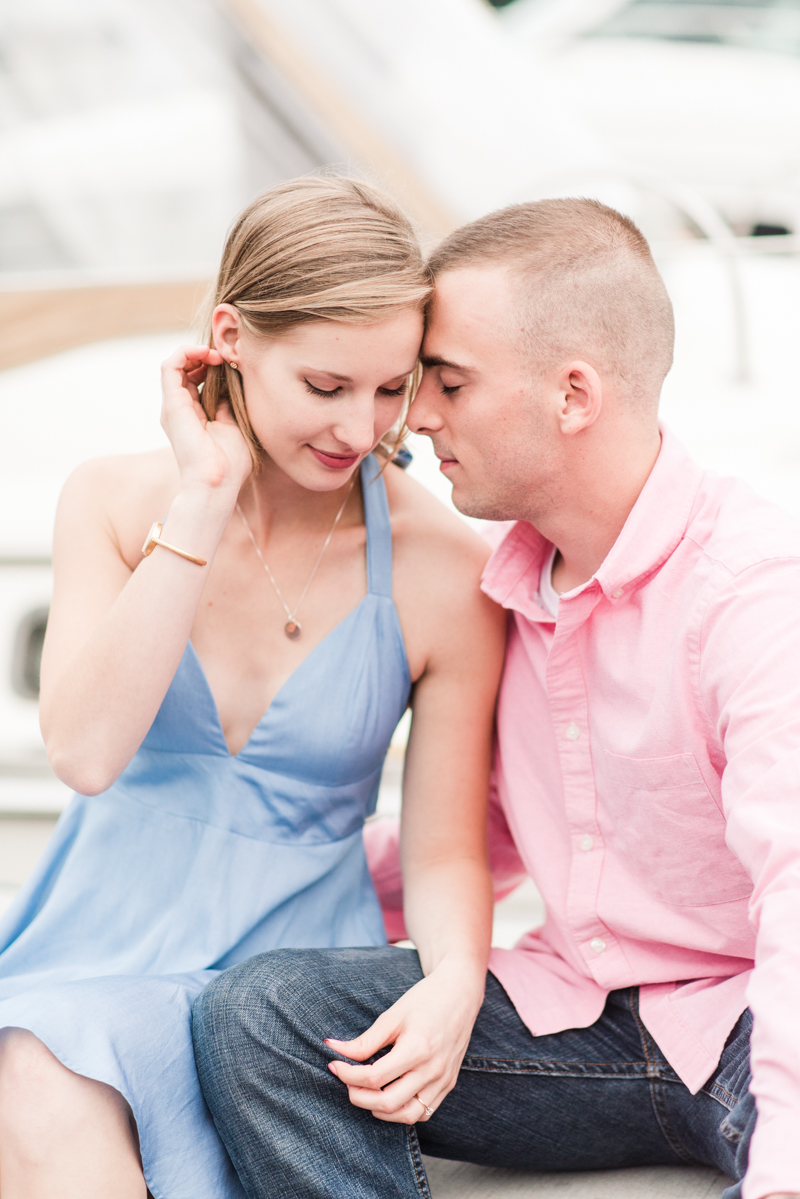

{"left": 603, "top": 751, "right": 752, "bottom": 907}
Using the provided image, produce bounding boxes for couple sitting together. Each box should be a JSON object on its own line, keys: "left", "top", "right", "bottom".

{"left": 0, "top": 175, "right": 797, "bottom": 1199}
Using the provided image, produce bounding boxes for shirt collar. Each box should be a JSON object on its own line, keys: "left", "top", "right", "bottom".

{"left": 481, "top": 424, "right": 706, "bottom": 614}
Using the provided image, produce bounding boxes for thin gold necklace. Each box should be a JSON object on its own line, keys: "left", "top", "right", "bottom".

{"left": 236, "top": 476, "right": 357, "bottom": 641}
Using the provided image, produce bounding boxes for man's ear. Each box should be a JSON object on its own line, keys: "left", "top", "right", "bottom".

{"left": 556, "top": 361, "right": 603, "bottom": 436}
{"left": 211, "top": 304, "right": 243, "bottom": 359}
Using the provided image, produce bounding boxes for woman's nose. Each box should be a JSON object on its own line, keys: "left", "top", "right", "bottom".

{"left": 333, "top": 405, "right": 378, "bottom": 453}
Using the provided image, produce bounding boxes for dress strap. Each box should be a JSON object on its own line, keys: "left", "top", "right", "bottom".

{"left": 360, "top": 453, "right": 393, "bottom": 598}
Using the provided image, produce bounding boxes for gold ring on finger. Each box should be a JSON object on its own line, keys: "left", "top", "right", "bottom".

{"left": 415, "top": 1095, "right": 434, "bottom": 1119}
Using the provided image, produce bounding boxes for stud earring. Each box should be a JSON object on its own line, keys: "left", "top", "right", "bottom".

{"left": 230, "top": 361, "right": 238, "bottom": 371}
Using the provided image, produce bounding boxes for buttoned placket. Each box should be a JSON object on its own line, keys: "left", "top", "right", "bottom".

{"left": 545, "top": 583, "right": 627, "bottom": 986}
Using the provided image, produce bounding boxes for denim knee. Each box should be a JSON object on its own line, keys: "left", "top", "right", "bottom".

{"left": 192, "top": 949, "right": 317, "bottom": 1057}
{"left": 192, "top": 946, "right": 421, "bottom": 1068}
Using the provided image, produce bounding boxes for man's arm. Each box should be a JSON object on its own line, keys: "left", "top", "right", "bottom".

{"left": 700, "top": 557, "right": 800, "bottom": 1199}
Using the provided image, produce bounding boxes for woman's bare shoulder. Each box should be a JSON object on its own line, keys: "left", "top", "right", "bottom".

{"left": 64, "top": 446, "right": 176, "bottom": 490}
{"left": 59, "top": 448, "right": 180, "bottom": 565}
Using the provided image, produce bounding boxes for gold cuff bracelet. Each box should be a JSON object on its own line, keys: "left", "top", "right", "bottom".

{"left": 141, "top": 522, "right": 207, "bottom": 567}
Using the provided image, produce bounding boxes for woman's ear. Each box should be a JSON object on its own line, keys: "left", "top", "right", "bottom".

{"left": 556, "top": 360, "right": 602, "bottom": 436}
{"left": 211, "top": 304, "right": 242, "bottom": 362}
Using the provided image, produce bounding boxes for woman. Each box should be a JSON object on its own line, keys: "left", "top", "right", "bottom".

{"left": 0, "top": 177, "right": 504, "bottom": 1198}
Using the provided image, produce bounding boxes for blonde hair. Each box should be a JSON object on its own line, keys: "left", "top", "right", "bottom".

{"left": 201, "top": 176, "right": 431, "bottom": 463}
{"left": 428, "top": 198, "right": 674, "bottom": 408}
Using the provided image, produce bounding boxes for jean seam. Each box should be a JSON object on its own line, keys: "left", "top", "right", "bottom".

{"left": 406, "top": 1125, "right": 432, "bottom": 1198}
{"left": 628, "top": 989, "right": 699, "bottom": 1167}
{"left": 462, "top": 1057, "right": 649, "bottom": 1069}
{"left": 461, "top": 1059, "right": 651, "bottom": 1078}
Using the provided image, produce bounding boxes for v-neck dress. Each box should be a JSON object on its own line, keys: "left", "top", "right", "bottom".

{"left": 0, "top": 454, "right": 410, "bottom": 1199}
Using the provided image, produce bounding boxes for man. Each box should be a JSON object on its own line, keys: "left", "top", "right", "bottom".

{"left": 192, "top": 199, "right": 800, "bottom": 1199}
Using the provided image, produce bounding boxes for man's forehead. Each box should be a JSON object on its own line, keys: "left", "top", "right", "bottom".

{"left": 423, "top": 264, "right": 515, "bottom": 368}
{"left": 431, "top": 263, "right": 514, "bottom": 311}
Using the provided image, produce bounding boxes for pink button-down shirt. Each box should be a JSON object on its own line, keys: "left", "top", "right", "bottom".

{"left": 480, "top": 426, "right": 800, "bottom": 1198}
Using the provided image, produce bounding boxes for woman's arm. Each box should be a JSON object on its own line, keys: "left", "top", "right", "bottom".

{"left": 39, "top": 346, "right": 251, "bottom": 795}
{"left": 326, "top": 517, "right": 506, "bottom": 1122}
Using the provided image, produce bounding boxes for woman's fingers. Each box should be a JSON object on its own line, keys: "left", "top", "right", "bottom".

{"left": 328, "top": 1031, "right": 453, "bottom": 1125}
{"left": 345, "top": 1070, "right": 449, "bottom": 1125}
{"left": 344, "top": 1069, "right": 426, "bottom": 1114}
{"left": 349, "top": 1089, "right": 429, "bottom": 1125}
{"left": 161, "top": 346, "right": 223, "bottom": 401}
{"left": 163, "top": 344, "right": 223, "bottom": 373}
{"left": 329, "top": 1032, "right": 427, "bottom": 1090}
{"left": 325, "top": 1010, "right": 398, "bottom": 1064}
{"left": 372, "top": 1094, "right": 437, "bottom": 1125}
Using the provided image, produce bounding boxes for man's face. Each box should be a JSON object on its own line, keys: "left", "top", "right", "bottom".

{"left": 409, "top": 266, "right": 557, "bottom": 522}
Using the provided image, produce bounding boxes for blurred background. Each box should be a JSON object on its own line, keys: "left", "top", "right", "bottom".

{"left": 1, "top": 0, "right": 799, "bottom": 940}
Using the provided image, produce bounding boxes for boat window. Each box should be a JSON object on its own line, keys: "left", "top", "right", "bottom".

{"left": 11, "top": 608, "right": 49, "bottom": 701}
{"left": 586, "top": 0, "right": 800, "bottom": 56}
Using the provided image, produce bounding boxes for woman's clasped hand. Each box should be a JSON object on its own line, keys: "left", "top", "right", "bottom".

{"left": 327, "top": 958, "right": 487, "bottom": 1124}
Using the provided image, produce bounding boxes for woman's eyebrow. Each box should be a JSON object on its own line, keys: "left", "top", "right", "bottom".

{"left": 302, "top": 367, "right": 353, "bottom": 382}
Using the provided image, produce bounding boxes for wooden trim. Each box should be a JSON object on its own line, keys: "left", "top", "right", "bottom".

{"left": 0, "top": 279, "right": 209, "bottom": 371}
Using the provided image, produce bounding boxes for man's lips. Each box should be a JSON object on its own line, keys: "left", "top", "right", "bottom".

{"left": 309, "top": 446, "right": 360, "bottom": 470}
{"left": 436, "top": 453, "right": 459, "bottom": 473}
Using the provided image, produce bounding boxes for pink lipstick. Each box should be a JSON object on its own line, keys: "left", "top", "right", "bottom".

{"left": 310, "top": 446, "right": 360, "bottom": 470}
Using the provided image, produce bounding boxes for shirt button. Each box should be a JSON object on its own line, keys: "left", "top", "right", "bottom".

{"left": 590, "top": 937, "right": 607, "bottom": 955}
{"left": 612, "top": 588, "right": 623, "bottom": 599}
{"left": 579, "top": 835, "right": 594, "bottom": 852}
{"left": 565, "top": 723, "right": 580, "bottom": 741}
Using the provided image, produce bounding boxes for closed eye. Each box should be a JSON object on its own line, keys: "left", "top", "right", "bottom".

{"left": 441, "top": 384, "right": 461, "bottom": 396}
{"left": 304, "top": 379, "right": 343, "bottom": 398}
{"left": 378, "top": 383, "right": 408, "bottom": 397}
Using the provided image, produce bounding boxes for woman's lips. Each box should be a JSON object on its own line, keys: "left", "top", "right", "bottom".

{"left": 309, "top": 446, "right": 360, "bottom": 470}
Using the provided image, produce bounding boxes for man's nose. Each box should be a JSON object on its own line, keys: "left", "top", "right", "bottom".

{"left": 407, "top": 375, "right": 444, "bottom": 435}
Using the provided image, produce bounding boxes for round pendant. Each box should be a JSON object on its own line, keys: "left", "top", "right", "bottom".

{"left": 284, "top": 620, "right": 302, "bottom": 640}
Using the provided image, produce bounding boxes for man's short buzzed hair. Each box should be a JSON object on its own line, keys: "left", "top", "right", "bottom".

{"left": 428, "top": 198, "right": 675, "bottom": 407}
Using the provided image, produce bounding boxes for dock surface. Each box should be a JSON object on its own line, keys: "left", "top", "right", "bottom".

{"left": 424, "top": 1159, "right": 730, "bottom": 1198}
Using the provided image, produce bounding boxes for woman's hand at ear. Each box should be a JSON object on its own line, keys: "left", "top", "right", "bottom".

{"left": 160, "top": 345, "right": 253, "bottom": 502}
{"left": 40, "top": 346, "right": 254, "bottom": 794}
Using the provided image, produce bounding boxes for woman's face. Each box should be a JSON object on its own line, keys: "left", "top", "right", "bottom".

{"left": 213, "top": 307, "right": 424, "bottom": 491}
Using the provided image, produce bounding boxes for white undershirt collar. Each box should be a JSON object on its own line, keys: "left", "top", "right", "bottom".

{"left": 537, "top": 543, "right": 560, "bottom": 618}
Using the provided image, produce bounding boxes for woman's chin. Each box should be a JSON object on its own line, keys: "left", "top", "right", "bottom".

{"left": 258, "top": 448, "right": 362, "bottom": 492}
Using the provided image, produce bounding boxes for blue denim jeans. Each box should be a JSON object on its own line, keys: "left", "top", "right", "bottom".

{"left": 192, "top": 948, "right": 755, "bottom": 1199}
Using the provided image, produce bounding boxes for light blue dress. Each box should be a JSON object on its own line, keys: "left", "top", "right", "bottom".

{"left": 0, "top": 454, "right": 410, "bottom": 1199}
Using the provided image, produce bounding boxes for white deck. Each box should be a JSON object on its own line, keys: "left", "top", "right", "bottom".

{"left": 425, "top": 1160, "right": 730, "bottom": 1198}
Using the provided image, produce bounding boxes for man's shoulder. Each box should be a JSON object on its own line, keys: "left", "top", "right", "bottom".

{"left": 688, "top": 470, "right": 800, "bottom": 579}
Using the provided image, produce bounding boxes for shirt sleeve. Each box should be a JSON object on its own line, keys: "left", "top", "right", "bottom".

{"left": 699, "top": 556, "right": 800, "bottom": 1199}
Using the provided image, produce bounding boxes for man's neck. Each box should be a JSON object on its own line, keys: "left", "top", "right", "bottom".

{"left": 546, "top": 429, "right": 662, "bottom": 596}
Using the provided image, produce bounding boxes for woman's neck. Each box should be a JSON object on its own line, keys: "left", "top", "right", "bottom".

{"left": 238, "top": 454, "right": 363, "bottom": 541}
